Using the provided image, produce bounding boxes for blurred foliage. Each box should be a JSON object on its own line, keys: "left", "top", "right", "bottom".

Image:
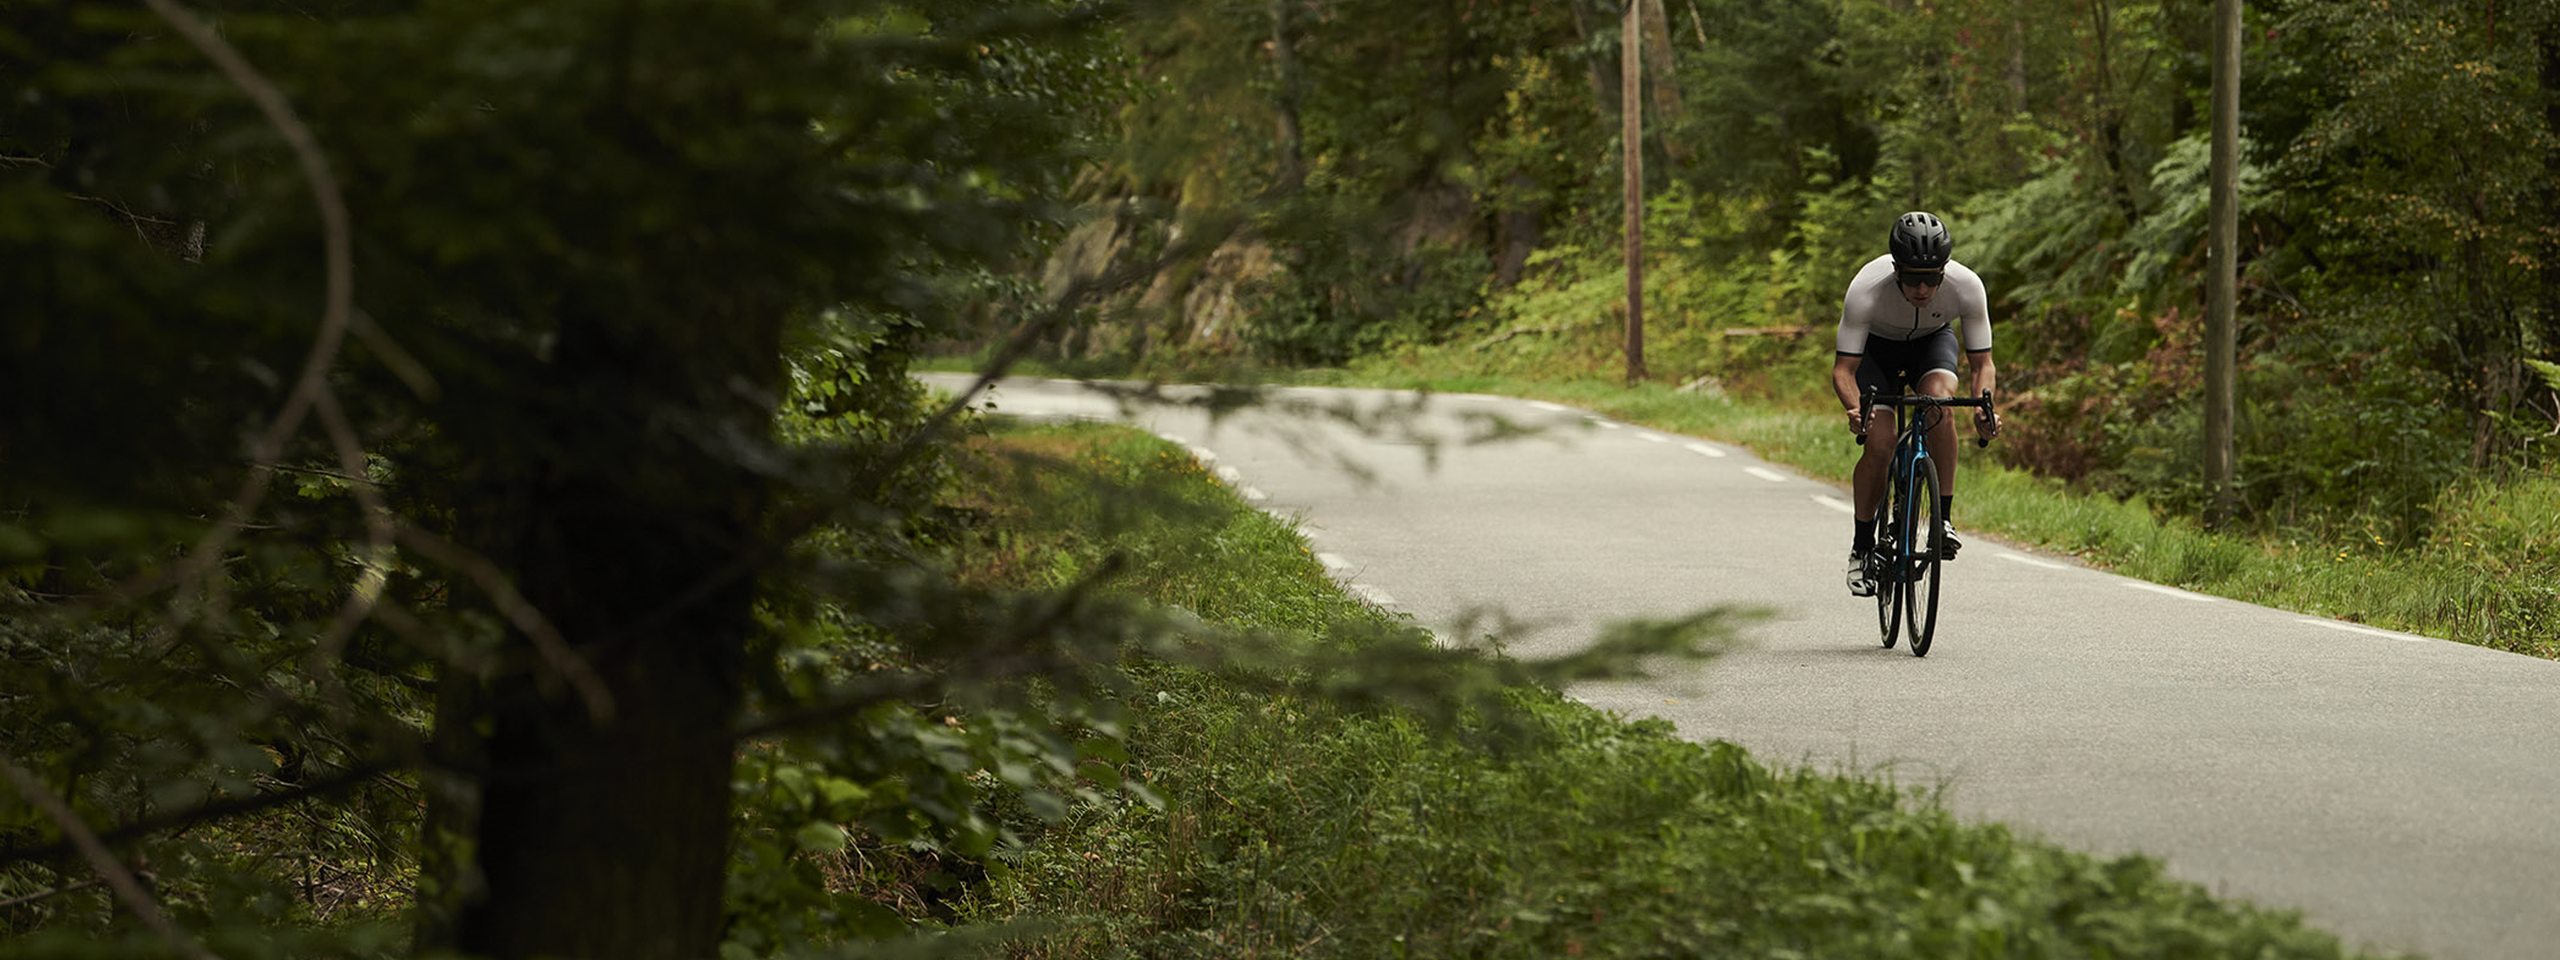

{"left": 0, "top": 0, "right": 1134, "bottom": 957}
{"left": 0, "top": 3, "right": 1721, "bottom": 955}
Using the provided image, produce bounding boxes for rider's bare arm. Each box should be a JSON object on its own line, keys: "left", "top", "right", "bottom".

{"left": 1968, "top": 351, "right": 2000, "bottom": 438}
{"left": 1832, "top": 354, "right": 1869, "bottom": 434}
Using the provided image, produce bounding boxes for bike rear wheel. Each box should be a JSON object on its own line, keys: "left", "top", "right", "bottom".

{"left": 1873, "top": 475, "right": 1902, "bottom": 648}
{"left": 1874, "top": 534, "right": 1901, "bottom": 648}
{"left": 1903, "top": 463, "right": 1946, "bottom": 657}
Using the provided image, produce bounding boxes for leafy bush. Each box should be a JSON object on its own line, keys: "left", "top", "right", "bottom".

{"left": 1242, "top": 210, "right": 1495, "bottom": 367}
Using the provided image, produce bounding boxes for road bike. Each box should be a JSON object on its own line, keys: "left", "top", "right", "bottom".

{"left": 1858, "top": 388, "right": 1993, "bottom": 657}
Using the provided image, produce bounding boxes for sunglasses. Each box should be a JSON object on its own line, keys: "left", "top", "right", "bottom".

{"left": 1897, "top": 270, "right": 1945, "bottom": 289}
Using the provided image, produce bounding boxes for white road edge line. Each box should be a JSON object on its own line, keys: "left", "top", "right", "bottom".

{"left": 1159, "top": 432, "right": 1189, "bottom": 446}
{"left": 1315, "top": 552, "right": 1351, "bottom": 572}
{"left": 1186, "top": 445, "right": 1218, "bottom": 463}
{"left": 1215, "top": 465, "right": 1242, "bottom": 483}
{"left": 1348, "top": 583, "right": 1399, "bottom": 607}
{"left": 1996, "top": 553, "right": 2071, "bottom": 570}
{"left": 1639, "top": 433, "right": 1669, "bottom": 444}
{"left": 2124, "top": 582, "right": 2219, "bottom": 602}
{"left": 1241, "top": 486, "right": 1267, "bottom": 502}
{"left": 2297, "top": 618, "right": 2427, "bottom": 642}
{"left": 1811, "top": 494, "right": 1854, "bottom": 514}
{"left": 1743, "top": 466, "right": 1790, "bottom": 483}
{"left": 1685, "top": 442, "right": 1728, "bottom": 458}
{"left": 1528, "top": 401, "right": 1570, "bottom": 412}
{"left": 1592, "top": 419, "right": 1624, "bottom": 430}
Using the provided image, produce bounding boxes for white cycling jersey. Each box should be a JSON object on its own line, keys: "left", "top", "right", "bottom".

{"left": 1834, "top": 254, "right": 1992, "bottom": 357}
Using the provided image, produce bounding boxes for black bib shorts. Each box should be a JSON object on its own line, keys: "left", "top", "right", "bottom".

{"left": 1853, "top": 325, "right": 1962, "bottom": 400}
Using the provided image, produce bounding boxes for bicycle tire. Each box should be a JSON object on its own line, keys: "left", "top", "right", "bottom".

{"left": 1874, "top": 462, "right": 1902, "bottom": 648}
{"left": 1905, "top": 461, "right": 1945, "bottom": 657}
{"left": 1875, "top": 532, "right": 1901, "bottom": 648}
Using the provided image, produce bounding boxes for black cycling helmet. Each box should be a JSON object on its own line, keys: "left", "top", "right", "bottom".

{"left": 1887, "top": 211, "right": 1953, "bottom": 271}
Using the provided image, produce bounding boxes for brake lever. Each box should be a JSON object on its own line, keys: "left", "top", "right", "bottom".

{"left": 1974, "top": 388, "right": 1995, "bottom": 448}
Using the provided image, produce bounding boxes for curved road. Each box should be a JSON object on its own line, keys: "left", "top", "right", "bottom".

{"left": 924, "top": 374, "right": 2560, "bottom": 960}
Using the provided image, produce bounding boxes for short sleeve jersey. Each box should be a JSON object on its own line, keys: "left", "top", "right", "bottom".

{"left": 1834, "top": 254, "right": 1992, "bottom": 357}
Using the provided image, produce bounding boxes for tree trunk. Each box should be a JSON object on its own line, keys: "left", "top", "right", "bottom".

{"left": 2541, "top": 22, "right": 2560, "bottom": 365}
{"left": 421, "top": 307, "right": 780, "bottom": 960}
{"left": 1639, "top": 0, "right": 1688, "bottom": 163}
{"left": 1623, "top": 0, "right": 1646, "bottom": 384}
{"left": 2203, "top": 0, "right": 2238, "bottom": 523}
{"left": 1495, "top": 174, "right": 1544, "bottom": 289}
{"left": 2088, "top": 0, "right": 2142, "bottom": 223}
{"left": 1270, "top": 0, "right": 1307, "bottom": 191}
{"left": 1567, "top": 0, "right": 1621, "bottom": 126}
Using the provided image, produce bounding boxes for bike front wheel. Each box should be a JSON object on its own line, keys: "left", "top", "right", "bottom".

{"left": 1902, "top": 463, "right": 1946, "bottom": 657}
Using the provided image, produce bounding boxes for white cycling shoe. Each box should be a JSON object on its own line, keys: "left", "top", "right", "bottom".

{"left": 1845, "top": 551, "right": 1877, "bottom": 597}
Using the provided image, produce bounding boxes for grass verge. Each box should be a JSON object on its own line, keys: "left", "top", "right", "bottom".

{"left": 946, "top": 420, "right": 2402, "bottom": 959}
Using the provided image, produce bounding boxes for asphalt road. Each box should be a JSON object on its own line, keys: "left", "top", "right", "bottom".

{"left": 921, "top": 373, "right": 2560, "bottom": 960}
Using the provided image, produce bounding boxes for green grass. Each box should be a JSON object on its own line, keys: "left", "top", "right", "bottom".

{"left": 947, "top": 420, "right": 2404, "bottom": 960}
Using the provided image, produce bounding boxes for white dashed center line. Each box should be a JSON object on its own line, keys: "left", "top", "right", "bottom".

{"left": 2125, "top": 582, "right": 2219, "bottom": 602}
{"left": 1996, "top": 553, "right": 2071, "bottom": 570}
{"left": 2298, "top": 618, "right": 2427, "bottom": 642}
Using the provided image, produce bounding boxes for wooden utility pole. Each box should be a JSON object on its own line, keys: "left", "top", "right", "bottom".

{"left": 2203, "top": 0, "right": 2240, "bottom": 522}
{"left": 1622, "top": 0, "right": 1647, "bottom": 383}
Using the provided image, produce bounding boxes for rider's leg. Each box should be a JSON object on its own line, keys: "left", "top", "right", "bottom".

{"left": 1850, "top": 360, "right": 1894, "bottom": 548}
{"left": 1918, "top": 369, "right": 1963, "bottom": 558}
{"left": 1852, "top": 417, "right": 1891, "bottom": 521}
{"left": 1918, "top": 369, "right": 1960, "bottom": 498}
{"left": 1846, "top": 407, "right": 1892, "bottom": 594}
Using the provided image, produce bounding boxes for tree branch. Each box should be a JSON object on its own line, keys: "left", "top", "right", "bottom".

{"left": 140, "top": 0, "right": 358, "bottom": 625}
{"left": 306, "top": 388, "right": 401, "bottom": 720}
{"left": 392, "top": 522, "right": 616, "bottom": 722}
{"left": 0, "top": 757, "right": 405, "bottom": 867}
{"left": 0, "top": 877, "right": 107, "bottom": 911}
{"left": 0, "top": 749, "right": 220, "bottom": 960}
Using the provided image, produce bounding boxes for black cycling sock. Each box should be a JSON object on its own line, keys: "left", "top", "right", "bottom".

{"left": 1938, "top": 495, "right": 1953, "bottom": 523}
{"left": 1852, "top": 517, "right": 1876, "bottom": 553}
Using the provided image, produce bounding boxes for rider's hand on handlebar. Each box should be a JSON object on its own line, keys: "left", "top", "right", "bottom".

{"left": 1846, "top": 405, "right": 1870, "bottom": 438}
{"left": 1973, "top": 406, "right": 2001, "bottom": 441}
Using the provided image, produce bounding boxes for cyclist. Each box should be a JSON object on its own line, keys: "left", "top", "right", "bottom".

{"left": 1834, "top": 211, "right": 2000, "bottom": 596}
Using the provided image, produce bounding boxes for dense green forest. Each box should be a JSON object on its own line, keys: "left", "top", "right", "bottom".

{"left": 1, "top": 0, "right": 2552, "bottom": 956}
